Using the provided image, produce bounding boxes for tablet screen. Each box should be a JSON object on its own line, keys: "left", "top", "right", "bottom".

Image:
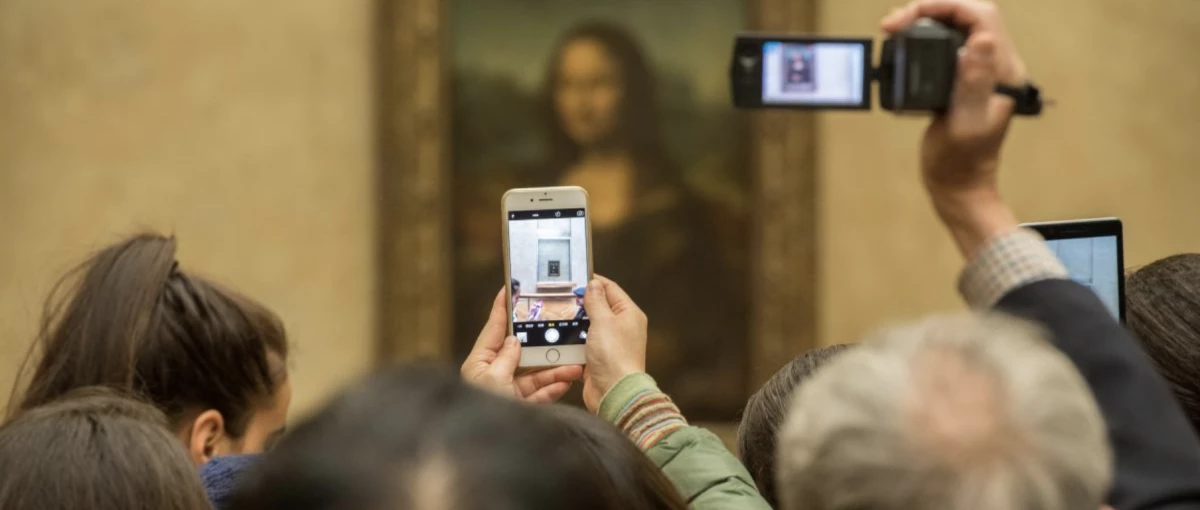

{"left": 1044, "top": 235, "right": 1121, "bottom": 320}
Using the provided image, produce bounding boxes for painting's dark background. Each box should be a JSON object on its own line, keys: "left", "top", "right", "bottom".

{"left": 450, "top": 0, "right": 751, "bottom": 418}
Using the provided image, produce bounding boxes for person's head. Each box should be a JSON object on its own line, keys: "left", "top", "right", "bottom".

{"left": 512, "top": 278, "right": 521, "bottom": 301}
{"left": 778, "top": 314, "right": 1112, "bottom": 510}
{"left": 10, "top": 233, "right": 291, "bottom": 464}
{"left": 574, "top": 286, "right": 586, "bottom": 307}
{"left": 0, "top": 387, "right": 213, "bottom": 510}
{"left": 540, "top": 21, "right": 674, "bottom": 185}
{"left": 542, "top": 405, "right": 686, "bottom": 510}
{"left": 737, "top": 344, "right": 854, "bottom": 506}
{"left": 232, "top": 365, "right": 617, "bottom": 510}
{"left": 1127, "top": 253, "right": 1200, "bottom": 434}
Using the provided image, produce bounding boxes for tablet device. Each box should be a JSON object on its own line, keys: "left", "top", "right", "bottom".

{"left": 1025, "top": 218, "right": 1124, "bottom": 322}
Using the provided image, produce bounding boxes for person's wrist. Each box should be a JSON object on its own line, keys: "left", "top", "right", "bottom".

{"left": 588, "top": 361, "right": 644, "bottom": 409}
{"left": 928, "top": 186, "right": 1019, "bottom": 259}
{"left": 615, "top": 360, "right": 645, "bottom": 381}
{"left": 596, "top": 365, "right": 641, "bottom": 397}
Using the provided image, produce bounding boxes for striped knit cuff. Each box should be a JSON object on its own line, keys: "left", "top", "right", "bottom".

{"left": 597, "top": 372, "right": 688, "bottom": 450}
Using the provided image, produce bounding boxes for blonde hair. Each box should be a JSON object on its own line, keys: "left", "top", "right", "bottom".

{"left": 777, "top": 313, "right": 1112, "bottom": 510}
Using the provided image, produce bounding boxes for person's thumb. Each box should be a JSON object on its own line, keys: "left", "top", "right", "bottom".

{"left": 583, "top": 279, "right": 611, "bottom": 319}
{"left": 951, "top": 34, "right": 998, "bottom": 127}
{"left": 490, "top": 336, "right": 521, "bottom": 380}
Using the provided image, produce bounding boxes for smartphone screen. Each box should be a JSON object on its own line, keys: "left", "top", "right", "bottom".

{"left": 506, "top": 207, "right": 590, "bottom": 347}
{"left": 1043, "top": 235, "right": 1122, "bottom": 320}
{"left": 761, "top": 40, "right": 868, "bottom": 107}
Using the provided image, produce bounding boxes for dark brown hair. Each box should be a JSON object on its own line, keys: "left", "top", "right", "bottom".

{"left": 737, "top": 344, "right": 855, "bottom": 506}
{"left": 537, "top": 20, "right": 679, "bottom": 193}
{"left": 232, "top": 365, "right": 618, "bottom": 510}
{"left": 542, "top": 405, "right": 687, "bottom": 510}
{"left": 9, "top": 233, "right": 288, "bottom": 437}
{"left": 1127, "top": 253, "right": 1200, "bottom": 433}
{"left": 0, "top": 387, "right": 213, "bottom": 510}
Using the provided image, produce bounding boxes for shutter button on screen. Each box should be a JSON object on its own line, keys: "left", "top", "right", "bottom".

{"left": 546, "top": 349, "right": 561, "bottom": 363}
{"left": 544, "top": 327, "right": 560, "bottom": 343}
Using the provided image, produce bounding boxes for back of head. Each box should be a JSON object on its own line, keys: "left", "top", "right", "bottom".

{"left": 738, "top": 344, "right": 853, "bottom": 505}
{"left": 10, "top": 233, "right": 288, "bottom": 439}
{"left": 1127, "top": 253, "right": 1200, "bottom": 433}
{"left": 232, "top": 365, "right": 616, "bottom": 510}
{"left": 0, "top": 388, "right": 212, "bottom": 510}
{"left": 542, "top": 405, "right": 687, "bottom": 510}
{"left": 777, "top": 314, "right": 1111, "bottom": 510}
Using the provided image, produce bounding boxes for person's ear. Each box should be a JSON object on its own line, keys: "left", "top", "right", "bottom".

{"left": 184, "top": 409, "right": 227, "bottom": 466}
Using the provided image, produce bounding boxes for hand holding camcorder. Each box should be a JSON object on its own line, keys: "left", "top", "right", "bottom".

{"left": 730, "top": 17, "right": 1042, "bottom": 115}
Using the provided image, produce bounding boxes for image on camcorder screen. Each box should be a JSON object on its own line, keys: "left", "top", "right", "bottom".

{"left": 1044, "top": 236, "right": 1121, "bottom": 319}
{"left": 762, "top": 41, "right": 865, "bottom": 106}
{"left": 507, "top": 209, "right": 590, "bottom": 347}
{"left": 782, "top": 45, "right": 816, "bottom": 92}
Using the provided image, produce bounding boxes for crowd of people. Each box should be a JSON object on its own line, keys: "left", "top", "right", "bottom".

{"left": 4, "top": 1, "right": 1200, "bottom": 509}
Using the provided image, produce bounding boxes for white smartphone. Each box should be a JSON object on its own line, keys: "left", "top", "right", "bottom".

{"left": 502, "top": 186, "right": 592, "bottom": 367}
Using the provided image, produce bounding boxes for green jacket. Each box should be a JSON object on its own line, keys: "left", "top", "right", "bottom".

{"left": 599, "top": 373, "right": 772, "bottom": 510}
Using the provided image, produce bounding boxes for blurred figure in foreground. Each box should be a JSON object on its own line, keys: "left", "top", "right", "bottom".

{"left": 231, "top": 366, "right": 616, "bottom": 510}
{"left": 0, "top": 388, "right": 213, "bottom": 510}
{"left": 778, "top": 315, "right": 1110, "bottom": 510}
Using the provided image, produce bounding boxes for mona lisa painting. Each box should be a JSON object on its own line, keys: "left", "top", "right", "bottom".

{"left": 452, "top": 0, "right": 752, "bottom": 418}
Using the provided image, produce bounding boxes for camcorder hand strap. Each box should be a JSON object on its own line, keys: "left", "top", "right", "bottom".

{"left": 994, "top": 81, "right": 1044, "bottom": 116}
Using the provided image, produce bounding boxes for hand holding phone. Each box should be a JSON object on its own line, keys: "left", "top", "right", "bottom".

{"left": 579, "top": 277, "right": 648, "bottom": 412}
{"left": 460, "top": 288, "right": 584, "bottom": 403}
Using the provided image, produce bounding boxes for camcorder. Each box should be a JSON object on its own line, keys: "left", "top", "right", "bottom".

{"left": 730, "top": 18, "right": 1042, "bottom": 115}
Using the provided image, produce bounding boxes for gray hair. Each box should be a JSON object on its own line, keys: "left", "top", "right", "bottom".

{"left": 777, "top": 313, "right": 1112, "bottom": 510}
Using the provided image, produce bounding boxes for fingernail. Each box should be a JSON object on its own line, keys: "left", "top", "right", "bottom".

{"left": 589, "top": 279, "right": 602, "bottom": 291}
{"left": 506, "top": 336, "right": 518, "bottom": 347}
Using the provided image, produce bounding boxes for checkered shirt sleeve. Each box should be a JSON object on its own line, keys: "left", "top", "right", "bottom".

{"left": 958, "top": 228, "right": 1068, "bottom": 308}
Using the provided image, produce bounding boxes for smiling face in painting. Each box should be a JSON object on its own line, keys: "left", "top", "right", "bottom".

{"left": 554, "top": 37, "right": 624, "bottom": 148}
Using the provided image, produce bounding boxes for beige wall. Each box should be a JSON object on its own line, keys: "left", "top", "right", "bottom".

{"left": 0, "top": 0, "right": 376, "bottom": 416}
{"left": 818, "top": 0, "right": 1200, "bottom": 345}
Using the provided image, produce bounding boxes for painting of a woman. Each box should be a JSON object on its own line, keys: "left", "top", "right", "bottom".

{"left": 451, "top": 5, "right": 749, "bottom": 418}
{"left": 532, "top": 22, "right": 748, "bottom": 417}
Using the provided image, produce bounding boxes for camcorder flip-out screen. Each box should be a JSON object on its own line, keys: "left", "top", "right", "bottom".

{"left": 732, "top": 37, "right": 873, "bottom": 109}
{"left": 731, "top": 19, "right": 1044, "bottom": 115}
{"left": 731, "top": 21, "right": 962, "bottom": 113}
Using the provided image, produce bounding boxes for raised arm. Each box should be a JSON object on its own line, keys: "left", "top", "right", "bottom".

{"left": 894, "top": 1, "right": 1200, "bottom": 507}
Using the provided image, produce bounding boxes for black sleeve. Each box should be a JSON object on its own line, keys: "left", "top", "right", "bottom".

{"left": 997, "top": 279, "right": 1200, "bottom": 510}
